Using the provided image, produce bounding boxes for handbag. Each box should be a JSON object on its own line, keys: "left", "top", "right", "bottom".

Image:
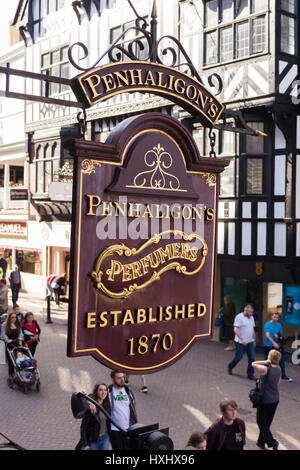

{"left": 249, "top": 380, "right": 264, "bottom": 408}
{"left": 215, "top": 316, "right": 223, "bottom": 327}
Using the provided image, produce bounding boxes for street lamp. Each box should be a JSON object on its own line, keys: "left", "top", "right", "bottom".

{"left": 71, "top": 392, "right": 173, "bottom": 450}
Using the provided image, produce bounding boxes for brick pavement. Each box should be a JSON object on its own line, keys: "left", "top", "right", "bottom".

{"left": 0, "top": 291, "right": 299, "bottom": 450}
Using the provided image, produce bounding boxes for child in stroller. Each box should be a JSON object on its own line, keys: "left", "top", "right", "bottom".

{"left": 7, "top": 344, "right": 40, "bottom": 393}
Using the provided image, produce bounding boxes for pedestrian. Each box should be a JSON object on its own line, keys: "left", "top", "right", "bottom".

{"left": 219, "top": 295, "right": 236, "bottom": 351}
{"left": 205, "top": 398, "right": 246, "bottom": 450}
{"left": 12, "top": 304, "right": 24, "bottom": 322}
{"left": 252, "top": 349, "right": 281, "bottom": 450}
{"left": 46, "top": 273, "right": 59, "bottom": 300}
{"left": 0, "top": 311, "right": 24, "bottom": 379}
{"left": 22, "top": 312, "right": 41, "bottom": 356}
{"left": 185, "top": 432, "right": 207, "bottom": 450}
{"left": 0, "top": 256, "right": 7, "bottom": 279}
{"left": 0, "top": 278, "right": 8, "bottom": 314}
{"left": 264, "top": 312, "right": 292, "bottom": 382}
{"left": 125, "top": 373, "right": 148, "bottom": 393}
{"left": 9, "top": 265, "right": 22, "bottom": 307}
{"left": 52, "top": 274, "right": 66, "bottom": 306}
{"left": 76, "top": 383, "right": 111, "bottom": 450}
{"left": 228, "top": 304, "right": 257, "bottom": 380}
{"left": 107, "top": 370, "right": 138, "bottom": 450}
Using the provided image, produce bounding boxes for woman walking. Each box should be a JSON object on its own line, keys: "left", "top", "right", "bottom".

{"left": 77, "top": 383, "right": 111, "bottom": 450}
{"left": 9, "top": 265, "right": 22, "bottom": 308}
{"left": 22, "top": 312, "right": 41, "bottom": 356}
{"left": 1, "top": 311, "right": 24, "bottom": 379}
{"left": 252, "top": 349, "right": 281, "bottom": 450}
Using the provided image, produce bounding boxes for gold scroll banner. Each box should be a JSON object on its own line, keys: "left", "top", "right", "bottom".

{"left": 91, "top": 230, "right": 208, "bottom": 299}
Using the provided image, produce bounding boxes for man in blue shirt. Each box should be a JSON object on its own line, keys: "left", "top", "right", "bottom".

{"left": 264, "top": 312, "right": 292, "bottom": 381}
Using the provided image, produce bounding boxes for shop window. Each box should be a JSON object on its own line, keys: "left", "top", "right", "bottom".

{"left": 16, "top": 249, "right": 42, "bottom": 275}
{"left": 9, "top": 166, "right": 24, "bottom": 187}
{"left": 35, "top": 141, "right": 60, "bottom": 194}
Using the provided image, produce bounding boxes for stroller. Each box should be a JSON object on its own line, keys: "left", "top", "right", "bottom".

{"left": 6, "top": 342, "right": 40, "bottom": 394}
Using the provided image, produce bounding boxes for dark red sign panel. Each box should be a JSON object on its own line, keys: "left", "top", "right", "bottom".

{"left": 66, "top": 113, "right": 228, "bottom": 373}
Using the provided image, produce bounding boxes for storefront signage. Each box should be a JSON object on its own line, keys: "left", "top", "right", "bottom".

{"left": 71, "top": 62, "right": 224, "bottom": 127}
{"left": 0, "top": 222, "right": 27, "bottom": 237}
{"left": 66, "top": 113, "right": 228, "bottom": 373}
{"left": 10, "top": 189, "right": 28, "bottom": 200}
{"left": 283, "top": 285, "right": 300, "bottom": 328}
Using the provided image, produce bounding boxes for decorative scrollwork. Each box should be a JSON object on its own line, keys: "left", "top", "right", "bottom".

{"left": 81, "top": 159, "right": 101, "bottom": 175}
{"left": 67, "top": 1, "right": 223, "bottom": 96}
{"left": 126, "top": 143, "right": 185, "bottom": 192}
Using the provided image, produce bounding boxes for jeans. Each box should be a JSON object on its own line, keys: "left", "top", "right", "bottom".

{"left": 11, "top": 285, "right": 20, "bottom": 306}
{"left": 228, "top": 341, "right": 255, "bottom": 378}
{"left": 90, "top": 432, "right": 110, "bottom": 450}
{"left": 256, "top": 402, "right": 278, "bottom": 448}
{"left": 264, "top": 346, "right": 288, "bottom": 379}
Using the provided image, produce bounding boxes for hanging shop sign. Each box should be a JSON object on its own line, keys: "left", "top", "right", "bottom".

{"left": 66, "top": 113, "right": 228, "bottom": 373}
{"left": 71, "top": 62, "right": 224, "bottom": 128}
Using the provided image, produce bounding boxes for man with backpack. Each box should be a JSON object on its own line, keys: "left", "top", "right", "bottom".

{"left": 205, "top": 399, "right": 246, "bottom": 450}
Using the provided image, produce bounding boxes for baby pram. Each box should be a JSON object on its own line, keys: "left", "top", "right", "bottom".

{"left": 6, "top": 342, "right": 40, "bottom": 394}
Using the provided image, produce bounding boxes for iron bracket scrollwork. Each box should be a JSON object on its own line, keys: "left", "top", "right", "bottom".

{"left": 68, "top": 0, "right": 223, "bottom": 96}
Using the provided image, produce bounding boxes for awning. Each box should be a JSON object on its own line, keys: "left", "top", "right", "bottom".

{"left": 36, "top": 201, "right": 72, "bottom": 217}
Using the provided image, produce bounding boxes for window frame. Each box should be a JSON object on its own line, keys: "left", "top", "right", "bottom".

{"left": 41, "top": 45, "right": 69, "bottom": 96}
{"left": 35, "top": 141, "right": 61, "bottom": 195}
{"left": 280, "top": 0, "right": 298, "bottom": 56}
{"left": 203, "top": 0, "right": 269, "bottom": 66}
{"left": 240, "top": 121, "right": 267, "bottom": 197}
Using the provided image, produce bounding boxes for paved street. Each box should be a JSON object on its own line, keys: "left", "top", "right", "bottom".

{"left": 1, "top": 291, "right": 299, "bottom": 451}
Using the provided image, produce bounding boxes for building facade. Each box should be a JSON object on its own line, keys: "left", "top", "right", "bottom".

{"left": 12, "top": 0, "right": 300, "bottom": 344}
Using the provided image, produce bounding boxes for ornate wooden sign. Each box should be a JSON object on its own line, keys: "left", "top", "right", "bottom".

{"left": 71, "top": 62, "right": 224, "bottom": 128}
{"left": 66, "top": 113, "right": 228, "bottom": 373}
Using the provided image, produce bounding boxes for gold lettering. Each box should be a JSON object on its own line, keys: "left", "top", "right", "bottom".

{"left": 99, "top": 311, "right": 108, "bottom": 327}
{"left": 131, "top": 261, "right": 143, "bottom": 280}
{"left": 174, "top": 78, "right": 186, "bottom": 95}
{"left": 114, "top": 70, "right": 130, "bottom": 88}
{"left": 186, "top": 84, "right": 197, "bottom": 100}
{"left": 174, "top": 304, "right": 186, "bottom": 319}
{"left": 86, "top": 195, "right": 101, "bottom": 216}
{"left": 129, "top": 69, "right": 143, "bottom": 86}
{"left": 208, "top": 103, "right": 218, "bottom": 118}
{"left": 157, "top": 71, "right": 168, "bottom": 88}
{"left": 144, "top": 70, "right": 156, "bottom": 86}
{"left": 122, "top": 309, "right": 134, "bottom": 325}
{"left": 148, "top": 307, "right": 157, "bottom": 323}
{"left": 86, "top": 312, "right": 96, "bottom": 328}
{"left": 205, "top": 208, "right": 215, "bottom": 221}
{"left": 107, "top": 260, "right": 123, "bottom": 281}
{"left": 110, "top": 310, "right": 122, "bottom": 326}
{"left": 136, "top": 309, "right": 147, "bottom": 324}
{"left": 195, "top": 89, "right": 209, "bottom": 109}
{"left": 164, "top": 305, "right": 173, "bottom": 321}
{"left": 102, "top": 73, "right": 117, "bottom": 92}
{"left": 122, "top": 264, "right": 132, "bottom": 282}
{"left": 84, "top": 74, "right": 101, "bottom": 100}
{"left": 187, "top": 304, "right": 195, "bottom": 318}
{"left": 197, "top": 303, "right": 206, "bottom": 317}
